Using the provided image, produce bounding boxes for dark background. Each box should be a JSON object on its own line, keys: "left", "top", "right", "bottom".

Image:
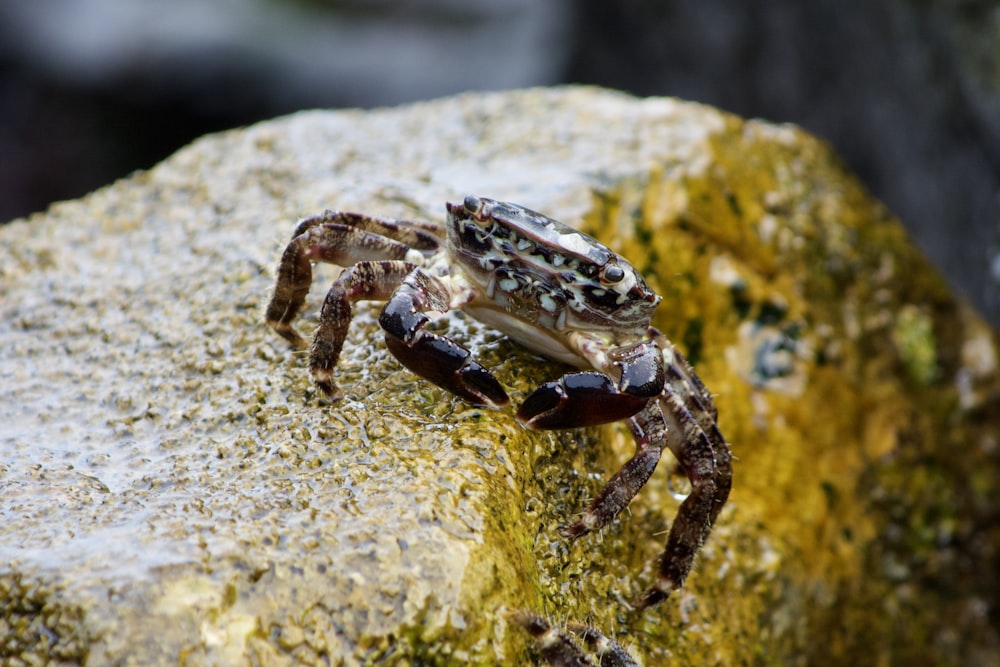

{"left": 2, "top": 0, "right": 998, "bottom": 326}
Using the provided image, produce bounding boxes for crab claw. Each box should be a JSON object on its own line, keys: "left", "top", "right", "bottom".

{"left": 384, "top": 332, "right": 509, "bottom": 409}
{"left": 515, "top": 372, "right": 651, "bottom": 430}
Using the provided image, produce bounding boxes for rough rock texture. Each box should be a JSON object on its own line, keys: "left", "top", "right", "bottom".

{"left": 2, "top": 87, "right": 999, "bottom": 665}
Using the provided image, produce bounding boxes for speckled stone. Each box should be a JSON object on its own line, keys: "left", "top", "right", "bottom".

{"left": 2, "top": 87, "right": 999, "bottom": 666}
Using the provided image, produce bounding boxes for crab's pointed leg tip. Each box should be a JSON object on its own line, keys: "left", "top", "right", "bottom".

{"left": 558, "top": 515, "right": 595, "bottom": 540}
{"left": 510, "top": 610, "right": 549, "bottom": 636}
{"left": 316, "top": 384, "right": 344, "bottom": 402}
{"left": 634, "top": 584, "right": 672, "bottom": 611}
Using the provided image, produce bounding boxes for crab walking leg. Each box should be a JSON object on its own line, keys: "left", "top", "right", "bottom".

{"left": 379, "top": 268, "right": 510, "bottom": 409}
{"left": 287, "top": 211, "right": 443, "bottom": 256}
{"left": 265, "top": 213, "right": 440, "bottom": 348}
{"left": 515, "top": 612, "right": 596, "bottom": 667}
{"left": 651, "top": 327, "right": 719, "bottom": 422}
{"left": 516, "top": 339, "right": 668, "bottom": 535}
{"left": 551, "top": 331, "right": 731, "bottom": 605}
{"left": 294, "top": 210, "right": 444, "bottom": 248}
{"left": 310, "top": 260, "right": 418, "bottom": 398}
{"left": 635, "top": 391, "right": 732, "bottom": 609}
{"left": 513, "top": 612, "right": 639, "bottom": 667}
{"left": 659, "top": 346, "right": 733, "bottom": 528}
{"left": 566, "top": 623, "right": 641, "bottom": 667}
{"left": 559, "top": 408, "right": 663, "bottom": 539}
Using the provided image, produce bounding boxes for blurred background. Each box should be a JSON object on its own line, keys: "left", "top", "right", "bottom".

{"left": 1, "top": 0, "right": 998, "bottom": 326}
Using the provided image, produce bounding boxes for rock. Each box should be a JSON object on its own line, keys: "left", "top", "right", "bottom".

{"left": 2, "top": 87, "right": 998, "bottom": 665}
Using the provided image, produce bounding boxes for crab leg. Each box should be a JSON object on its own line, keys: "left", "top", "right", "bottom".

{"left": 526, "top": 328, "right": 731, "bottom": 608}
{"left": 265, "top": 212, "right": 441, "bottom": 348}
{"left": 559, "top": 411, "right": 664, "bottom": 539}
{"left": 514, "top": 611, "right": 639, "bottom": 667}
{"left": 309, "top": 260, "right": 418, "bottom": 398}
{"left": 652, "top": 327, "right": 719, "bottom": 423}
{"left": 634, "top": 388, "right": 731, "bottom": 609}
{"left": 379, "top": 269, "right": 510, "bottom": 409}
{"left": 289, "top": 210, "right": 443, "bottom": 253}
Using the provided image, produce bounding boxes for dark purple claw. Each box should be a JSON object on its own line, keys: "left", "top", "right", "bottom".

{"left": 378, "top": 269, "right": 509, "bottom": 408}
{"left": 516, "top": 372, "right": 650, "bottom": 430}
{"left": 384, "top": 332, "right": 509, "bottom": 408}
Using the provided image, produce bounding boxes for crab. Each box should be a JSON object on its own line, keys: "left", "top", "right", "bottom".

{"left": 514, "top": 611, "right": 639, "bottom": 667}
{"left": 265, "top": 195, "right": 732, "bottom": 609}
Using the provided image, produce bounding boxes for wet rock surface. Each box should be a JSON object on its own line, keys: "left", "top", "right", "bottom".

{"left": 2, "top": 87, "right": 998, "bottom": 665}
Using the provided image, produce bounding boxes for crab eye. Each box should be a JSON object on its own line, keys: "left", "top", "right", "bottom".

{"left": 463, "top": 195, "right": 482, "bottom": 214}
{"left": 601, "top": 265, "right": 625, "bottom": 284}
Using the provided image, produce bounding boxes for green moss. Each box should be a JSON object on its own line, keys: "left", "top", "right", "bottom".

{"left": 892, "top": 305, "right": 939, "bottom": 385}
